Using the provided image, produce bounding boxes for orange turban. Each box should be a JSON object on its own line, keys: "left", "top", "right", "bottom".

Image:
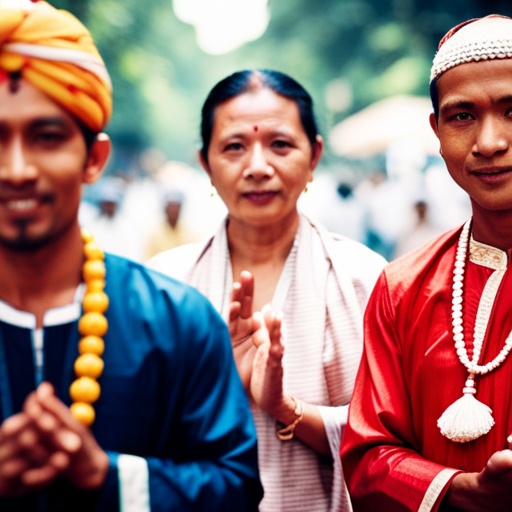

{"left": 0, "top": 0, "right": 112, "bottom": 132}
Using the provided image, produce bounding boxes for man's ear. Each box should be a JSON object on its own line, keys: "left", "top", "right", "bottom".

{"left": 429, "top": 113, "right": 440, "bottom": 139}
{"left": 83, "top": 133, "right": 111, "bottom": 184}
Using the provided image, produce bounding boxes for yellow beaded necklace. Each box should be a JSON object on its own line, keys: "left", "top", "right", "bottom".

{"left": 69, "top": 229, "right": 109, "bottom": 426}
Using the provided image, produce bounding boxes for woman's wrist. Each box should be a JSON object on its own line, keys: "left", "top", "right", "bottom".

{"left": 273, "top": 396, "right": 303, "bottom": 428}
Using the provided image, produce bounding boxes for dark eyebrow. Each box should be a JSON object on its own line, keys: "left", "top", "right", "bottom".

{"left": 495, "top": 94, "right": 512, "bottom": 105}
{"left": 219, "top": 132, "right": 246, "bottom": 142}
{"left": 439, "top": 101, "right": 475, "bottom": 116}
{"left": 271, "top": 128, "right": 294, "bottom": 137}
{"left": 30, "top": 116, "right": 72, "bottom": 130}
{"left": 440, "top": 95, "right": 512, "bottom": 116}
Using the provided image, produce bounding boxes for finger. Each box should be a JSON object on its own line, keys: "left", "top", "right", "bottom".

{"left": 230, "top": 281, "right": 242, "bottom": 306}
{"left": 261, "top": 307, "right": 284, "bottom": 364}
{"left": 251, "top": 311, "right": 268, "bottom": 348}
{"left": 17, "top": 426, "right": 40, "bottom": 453}
{"left": 23, "top": 390, "right": 58, "bottom": 436}
{"left": 17, "top": 427, "right": 54, "bottom": 466}
{"left": 229, "top": 299, "right": 242, "bottom": 324}
{"left": 36, "top": 381, "right": 55, "bottom": 399}
{"left": 24, "top": 386, "right": 81, "bottom": 455}
{"left": 0, "top": 412, "right": 32, "bottom": 441}
{"left": 261, "top": 304, "right": 282, "bottom": 345}
{"left": 240, "top": 270, "right": 254, "bottom": 290}
{"left": 1, "top": 412, "right": 53, "bottom": 467}
{"left": 48, "top": 428, "right": 81, "bottom": 455}
{"left": 268, "top": 311, "right": 283, "bottom": 347}
{"left": 48, "top": 451, "right": 70, "bottom": 472}
{"left": 0, "top": 433, "right": 33, "bottom": 466}
{"left": 1, "top": 456, "right": 33, "bottom": 480}
{"left": 33, "top": 388, "right": 82, "bottom": 454}
{"left": 20, "top": 464, "right": 60, "bottom": 489}
{"left": 0, "top": 414, "right": 32, "bottom": 462}
{"left": 261, "top": 303, "right": 274, "bottom": 327}
{"left": 252, "top": 338, "right": 270, "bottom": 368}
{"left": 36, "top": 384, "right": 81, "bottom": 434}
{"left": 239, "top": 271, "right": 254, "bottom": 319}
{"left": 485, "top": 450, "right": 512, "bottom": 475}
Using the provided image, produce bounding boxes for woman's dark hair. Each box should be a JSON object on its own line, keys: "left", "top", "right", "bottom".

{"left": 200, "top": 69, "right": 319, "bottom": 165}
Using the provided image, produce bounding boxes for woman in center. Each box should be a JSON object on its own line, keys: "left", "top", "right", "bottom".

{"left": 149, "top": 70, "right": 385, "bottom": 511}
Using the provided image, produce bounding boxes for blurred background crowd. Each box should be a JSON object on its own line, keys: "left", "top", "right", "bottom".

{"left": 53, "top": 0, "right": 511, "bottom": 262}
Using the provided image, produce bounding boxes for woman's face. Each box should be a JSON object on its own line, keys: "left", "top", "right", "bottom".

{"left": 202, "top": 88, "right": 322, "bottom": 229}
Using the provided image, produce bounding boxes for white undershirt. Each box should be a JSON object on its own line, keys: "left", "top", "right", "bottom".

{"left": 0, "top": 285, "right": 84, "bottom": 385}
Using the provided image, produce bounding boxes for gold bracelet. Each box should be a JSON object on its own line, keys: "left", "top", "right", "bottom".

{"left": 275, "top": 397, "right": 304, "bottom": 441}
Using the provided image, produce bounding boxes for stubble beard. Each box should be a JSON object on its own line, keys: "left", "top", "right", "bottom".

{"left": 0, "top": 219, "right": 56, "bottom": 252}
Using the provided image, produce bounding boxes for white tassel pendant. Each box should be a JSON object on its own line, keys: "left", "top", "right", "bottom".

{"left": 437, "top": 379, "right": 494, "bottom": 443}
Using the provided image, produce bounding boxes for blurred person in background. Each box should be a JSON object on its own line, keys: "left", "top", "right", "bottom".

{"left": 144, "top": 189, "right": 201, "bottom": 261}
{"left": 298, "top": 175, "right": 366, "bottom": 244}
{"left": 392, "top": 200, "right": 444, "bottom": 259}
{"left": 149, "top": 69, "right": 386, "bottom": 512}
{"left": 341, "top": 15, "right": 512, "bottom": 511}
{"left": 81, "top": 177, "right": 142, "bottom": 262}
{"left": 0, "top": 1, "right": 262, "bottom": 510}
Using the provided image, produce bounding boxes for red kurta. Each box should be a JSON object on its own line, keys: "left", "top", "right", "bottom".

{"left": 341, "top": 226, "right": 512, "bottom": 511}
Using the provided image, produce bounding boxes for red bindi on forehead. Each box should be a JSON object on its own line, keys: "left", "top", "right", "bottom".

{"left": 253, "top": 125, "right": 258, "bottom": 132}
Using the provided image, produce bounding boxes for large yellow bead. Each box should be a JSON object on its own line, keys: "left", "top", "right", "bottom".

{"left": 79, "top": 336, "right": 105, "bottom": 356}
{"left": 86, "top": 279, "right": 105, "bottom": 293}
{"left": 74, "top": 353, "right": 104, "bottom": 379}
{"left": 83, "top": 260, "right": 106, "bottom": 282}
{"left": 83, "top": 292, "right": 109, "bottom": 313}
{"left": 78, "top": 312, "right": 108, "bottom": 337}
{"left": 84, "top": 242, "right": 105, "bottom": 261}
{"left": 81, "top": 229, "right": 95, "bottom": 244}
{"left": 70, "top": 402, "right": 96, "bottom": 426}
{"left": 70, "top": 377, "right": 101, "bottom": 403}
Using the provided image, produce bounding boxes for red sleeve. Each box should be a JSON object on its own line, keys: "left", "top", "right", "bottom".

{"left": 340, "top": 271, "right": 461, "bottom": 512}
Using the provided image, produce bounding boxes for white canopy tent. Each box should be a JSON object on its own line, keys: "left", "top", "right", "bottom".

{"left": 329, "top": 95, "right": 439, "bottom": 159}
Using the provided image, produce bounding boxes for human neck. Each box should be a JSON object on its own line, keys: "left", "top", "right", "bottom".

{"left": 227, "top": 212, "right": 300, "bottom": 313}
{"left": 0, "top": 223, "right": 84, "bottom": 325}
{"left": 471, "top": 205, "right": 512, "bottom": 261}
{"left": 227, "top": 212, "right": 300, "bottom": 267}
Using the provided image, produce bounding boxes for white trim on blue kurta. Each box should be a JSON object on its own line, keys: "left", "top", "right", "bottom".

{"left": 0, "top": 284, "right": 84, "bottom": 328}
{"left": 44, "top": 284, "right": 84, "bottom": 326}
{"left": 118, "top": 454, "right": 150, "bottom": 512}
{"left": 0, "top": 300, "right": 36, "bottom": 328}
{"left": 0, "top": 285, "right": 84, "bottom": 385}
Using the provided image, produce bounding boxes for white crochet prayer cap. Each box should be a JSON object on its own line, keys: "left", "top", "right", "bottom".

{"left": 430, "top": 16, "right": 512, "bottom": 83}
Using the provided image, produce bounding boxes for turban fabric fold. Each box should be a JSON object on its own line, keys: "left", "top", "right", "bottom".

{"left": 0, "top": 0, "right": 112, "bottom": 131}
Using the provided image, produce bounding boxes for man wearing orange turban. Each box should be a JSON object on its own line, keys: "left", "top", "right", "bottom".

{"left": 0, "top": 0, "right": 111, "bottom": 132}
{"left": 0, "top": 2, "right": 262, "bottom": 511}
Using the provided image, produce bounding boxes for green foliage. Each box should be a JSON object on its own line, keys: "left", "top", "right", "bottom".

{"left": 48, "top": 0, "right": 512, "bottom": 170}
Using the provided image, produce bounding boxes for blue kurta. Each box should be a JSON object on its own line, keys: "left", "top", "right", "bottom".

{"left": 0, "top": 254, "right": 263, "bottom": 511}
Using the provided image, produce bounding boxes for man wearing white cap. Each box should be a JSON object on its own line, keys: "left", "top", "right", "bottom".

{"left": 341, "top": 15, "right": 512, "bottom": 511}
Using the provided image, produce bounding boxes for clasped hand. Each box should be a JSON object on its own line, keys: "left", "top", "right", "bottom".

{"left": 0, "top": 381, "right": 108, "bottom": 497}
{"left": 444, "top": 450, "right": 512, "bottom": 511}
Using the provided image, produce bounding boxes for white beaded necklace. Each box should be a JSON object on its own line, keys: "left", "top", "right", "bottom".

{"left": 438, "top": 218, "right": 512, "bottom": 443}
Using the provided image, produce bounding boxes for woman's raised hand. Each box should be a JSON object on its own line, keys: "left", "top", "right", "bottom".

{"left": 250, "top": 305, "right": 292, "bottom": 419}
{"left": 230, "top": 274, "right": 293, "bottom": 421}
{"left": 229, "top": 271, "right": 258, "bottom": 389}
